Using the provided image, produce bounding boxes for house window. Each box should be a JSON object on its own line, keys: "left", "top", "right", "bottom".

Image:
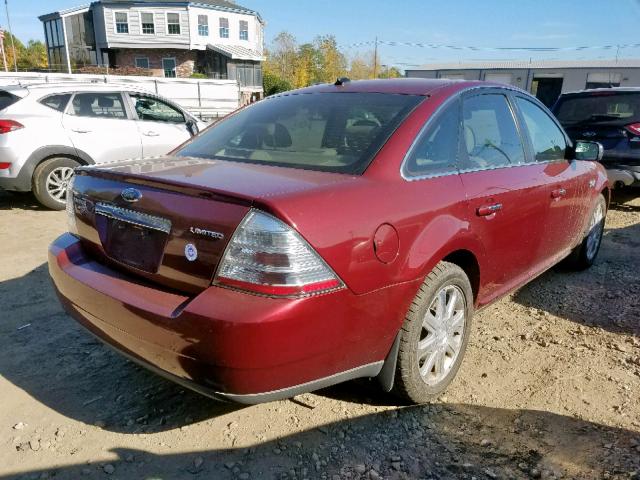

{"left": 141, "top": 12, "right": 155, "bottom": 34}
{"left": 135, "top": 57, "right": 150, "bottom": 69}
{"left": 167, "top": 13, "right": 181, "bottom": 35}
{"left": 115, "top": 12, "right": 129, "bottom": 34}
{"left": 239, "top": 20, "right": 248, "bottom": 41}
{"left": 219, "top": 18, "right": 229, "bottom": 38}
{"left": 198, "top": 15, "right": 208, "bottom": 36}
{"left": 163, "top": 58, "right": 177, "bottom": 78}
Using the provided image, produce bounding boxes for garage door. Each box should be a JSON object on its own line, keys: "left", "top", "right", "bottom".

{"left": 484, "top": 73, "right": 513, "bottom": 86}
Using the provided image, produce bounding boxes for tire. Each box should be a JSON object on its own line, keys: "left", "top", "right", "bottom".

{"left": 392, "top": 261, "right": 473, "bottom": 404}
{"left": 563, "top": 194, "right": 607, "bottom": 271}
{"left": 32, "top": 157, "right": 79, "bottom": 210}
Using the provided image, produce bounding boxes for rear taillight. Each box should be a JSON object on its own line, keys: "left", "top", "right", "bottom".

{"left": 0, "top": 162, "right": 11, "bottom": 169}
{"left": 215, "top": 210, "right": 344, "bottom": 297}
{"left": 625, "top": 123, "right": 640, "bottom": 136}
{"left": 0, "top": 120, "right": 24, "bottom": 134}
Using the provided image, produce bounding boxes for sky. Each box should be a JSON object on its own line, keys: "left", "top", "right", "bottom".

{"left": 2, "top": 0, "right": 640, "bottom": 68}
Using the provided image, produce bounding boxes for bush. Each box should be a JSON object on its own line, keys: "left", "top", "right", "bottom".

{"left": 190, "top": 72, "right": 208, "bottom": 79}
{"left": 76, "top": 66, "right": 153, "bottom": 76}
{"left": 263, "top": 71, "right": 292, "bottom": 96}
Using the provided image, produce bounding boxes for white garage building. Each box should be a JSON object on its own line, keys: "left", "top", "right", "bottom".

{"left": 406, "top": 59, "right": 640, "bottom": 107}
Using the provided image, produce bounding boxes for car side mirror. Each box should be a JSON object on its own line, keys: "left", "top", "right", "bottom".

{"left": 573, "top": 140, "right": 604, "bottom": 161}
{"left": 186, "top": 119, "right": 198, "bottom": 137}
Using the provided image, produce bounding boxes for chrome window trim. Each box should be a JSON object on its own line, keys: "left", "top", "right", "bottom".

{"left": 400, "top": 84, "right": 551, "bottom": 182}
{"left": 95, "top": 203, "right": 172, "bottom": 234}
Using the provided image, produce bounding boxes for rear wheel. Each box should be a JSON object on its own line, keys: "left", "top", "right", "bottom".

{"left": 564, "top": 194, "right": 607, "bottom": 271}
{"left": 32, "top": 157, "right": 79, "bottom": 210}
{"left": 392, "top": 261, "right": 473, "bottom": 404}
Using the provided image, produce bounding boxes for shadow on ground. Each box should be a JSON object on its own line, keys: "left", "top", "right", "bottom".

{"left": 513, "top": 219, "right": 640, "bottom": 336}
{"left": 0, "top": 191, "right": 47, "bottom": 211}
{"left": 2, "top": 403, "right": 639, "bottom": 479}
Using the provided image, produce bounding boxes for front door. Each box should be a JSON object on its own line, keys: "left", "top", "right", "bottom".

{"left": 513, "top": 95, "right": 586, "bottom": 264}
{"left": 459, "top": 91, "right": 548, "bottom": 302}
{"left": 162, "top": 58, "right": 177, "bottom": 78}
{"left": 62, "top": 92, "right": 142, "bottom": 164}
{"left": 127, "top": 93, "right": 193, "bottom": 158}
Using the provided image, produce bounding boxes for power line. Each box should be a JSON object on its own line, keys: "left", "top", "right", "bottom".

{"left": 339, "top": 39, "right": 640, "bottom": 53}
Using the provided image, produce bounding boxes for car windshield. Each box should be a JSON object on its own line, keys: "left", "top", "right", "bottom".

{"left": 176, "top": 92, "right": 422, "bottom": 174}
{"left": 0, "top": 90, "right": 19, "bottom": 111}
{"left": 554, "top": 92, "right": 640, "bottom": 126}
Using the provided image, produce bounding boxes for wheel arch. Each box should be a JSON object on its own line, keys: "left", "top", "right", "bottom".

{"left": 27, "top": 146, "right": 95, "bottom": 189}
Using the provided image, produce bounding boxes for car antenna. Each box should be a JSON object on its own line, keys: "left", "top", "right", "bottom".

{"left": 334, "top": 77, "right": 351, "bottom": 86}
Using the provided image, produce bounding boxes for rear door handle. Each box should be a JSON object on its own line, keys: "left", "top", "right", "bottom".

{"left": 71, "top": 128, "right": 91, "bottom": 133}
{"left": 551, "top": 188, "right": 567, "bottom": 199}
{"left": 477, "top": 203, "right": 502, "bottom": 216}
{"left": 143, "top": 131, "right": 160, "bottom": 137}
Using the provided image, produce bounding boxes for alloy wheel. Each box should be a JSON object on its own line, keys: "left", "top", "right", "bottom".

{"left": 417, "top": 285, "right": 466, "bottom": 386}
{"left": 46, "top": 167, "right": 74, "bottom": 202}
{"left": 586, "top": 202, "right": 605, "bottom": 261}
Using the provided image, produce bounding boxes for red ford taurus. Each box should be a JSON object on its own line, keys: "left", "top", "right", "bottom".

{"left": 49, "top": 79, "right": 609, "bottom": 404}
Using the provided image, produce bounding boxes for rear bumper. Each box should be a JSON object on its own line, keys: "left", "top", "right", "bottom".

{"left": 48, "top": 233, "right": 417, "bottom": 403}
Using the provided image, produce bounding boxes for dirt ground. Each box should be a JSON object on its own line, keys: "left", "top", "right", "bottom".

{"left": 0, "top": 189, "right": 638, "bottom": 480}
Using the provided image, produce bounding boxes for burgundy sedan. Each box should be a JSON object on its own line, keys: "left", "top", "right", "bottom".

{"left": 49, "top": 79, "right": 608, "bottom": 404}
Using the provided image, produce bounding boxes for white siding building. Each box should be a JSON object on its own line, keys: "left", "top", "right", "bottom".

{"left": 39, "top": 0, "right": 265, "bottom": 99}
{"left": 406, "top": 59, "right": 640, "bottom": 107}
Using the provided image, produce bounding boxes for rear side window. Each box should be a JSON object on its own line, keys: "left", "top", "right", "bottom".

{"left": 39, "top": 94, "right": 71, "bottom": 112}
{"left": 69, "top": 93, "right": 127, "bottom": 119}
{"left": 516, "top": 97, "right": 566, "bottom": 162}
{"left": 176, "top": 92, "right": 422, "bottom": 174}
{"left": 553, "top": 92, "right": 640, "bottom": 126}
{"left": 461, "top": 94, "right": 524, "bottom": 170}
{"left": 403, "top": 100, "right": 460, "bottom": 178}
{"left": 0, "top": 90, "right": 19, "bottom": 111}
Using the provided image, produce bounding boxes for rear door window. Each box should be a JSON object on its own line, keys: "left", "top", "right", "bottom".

{"left": 39, "top": 94, "right": 72, "bottom": 112}
{"left": 403, "top": 100, "right": 460, "bottom": 177}
{"left": 461, "top": 93, "right": 525, "bottom": 170}
{"left": 69, "top": 93, "right": 127, "bottom": 119}
{"left": 0, "top": 90, "right": 19, "bottom": 111}
{"left": 515, "top": 97, "right": 567, "bottom": 162}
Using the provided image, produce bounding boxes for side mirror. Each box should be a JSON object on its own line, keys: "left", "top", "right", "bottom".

{"left": 186, "top": 119, "right": 198, "bottom": 137}
{"left": 574, "top": 140, "right": 604, "bottom": 161}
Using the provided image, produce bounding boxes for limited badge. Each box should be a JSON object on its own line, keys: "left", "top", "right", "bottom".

{"left": 185, "top": 243, "right": 198, "bottom": 262}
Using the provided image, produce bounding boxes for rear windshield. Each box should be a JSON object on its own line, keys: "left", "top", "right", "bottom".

{"left": 0, "top": 90, "right": 19, "bottom": 111}
{"left": 554, "top": 92, "right": 640, "bottom": 127}
{"left": 176, "top": 92, "right": 422, "bottom": 174}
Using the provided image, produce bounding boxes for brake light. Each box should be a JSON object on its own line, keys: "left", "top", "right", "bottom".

{"left": 215, "top": 210, "right": 344, "bottom": 297}
{"left": 0, "top": 162, "right": 10, "bottom": 169}
{"left": 0, "top": 120, "right": 24, "bottom": 134}
{"left": 625, "top": 123, "right": 640, "bottom": 136}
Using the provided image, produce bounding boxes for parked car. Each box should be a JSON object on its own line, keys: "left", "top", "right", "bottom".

{"left": 0, "top": 82, "right": 206, "bottom": 209}
{"left": 552, "top": 87, "right": 640, "bottom": 189}
{"left": 49, "top": 79, "right": 609, "bottom": 405}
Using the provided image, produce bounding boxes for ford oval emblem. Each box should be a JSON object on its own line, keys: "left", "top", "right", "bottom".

{"left": 121, "top": 188, "right": 142, "bottom": 203}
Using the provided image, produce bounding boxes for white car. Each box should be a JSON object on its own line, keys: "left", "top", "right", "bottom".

{"left": 0, "top": 83, "right": 207, "bottom": 209}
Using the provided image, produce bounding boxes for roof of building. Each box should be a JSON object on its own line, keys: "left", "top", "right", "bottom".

{"left": 40, "top": 0, "right": 262, "bottom": 22}
{"left": 207, "top": 43, "right": 264, "bottom": 61}
{"left": 408, "top": 59, "right": 640, "bottom": 71}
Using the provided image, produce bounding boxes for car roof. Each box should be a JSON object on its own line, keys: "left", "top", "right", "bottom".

{"left": 274, "top": 78, "right": 497, "bottom": 97}
{"left": 559, "top": 87, "right": 640, "bottom": 97}
{"left": 4, "top": 82, "right": 155, "bottom": 95}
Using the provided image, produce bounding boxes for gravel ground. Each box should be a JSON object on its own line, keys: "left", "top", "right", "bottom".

{"left": 0, "top": 189, "right": 638, "bottom": 480}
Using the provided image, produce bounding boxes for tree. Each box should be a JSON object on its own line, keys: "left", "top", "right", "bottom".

{"left": 1, "top": 32, "right": 23, "bottom": 71}
{"left": 294, "top": 43, "right": 320, "bottom": 88}
{"left": 265, "top": 31, "right": 298, "bottom": 87}
{"left": 20, "top": 40, "right": 48, "bottom": 70}
{"left": 315, "top": 35, "right": 346, "bottom": 83}
{"left": 263, "top": 70, "right": 292, "bottom": 96}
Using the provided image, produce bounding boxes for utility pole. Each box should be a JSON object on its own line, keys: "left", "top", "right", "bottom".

{"left": 0, "top": 29, "right": 7, "bottom": 72}
{"left": 4, "top": 0, "right": 17, "bottom": 72}
{"left": 373, "top": 36, "right": 378, "bottom": 78}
